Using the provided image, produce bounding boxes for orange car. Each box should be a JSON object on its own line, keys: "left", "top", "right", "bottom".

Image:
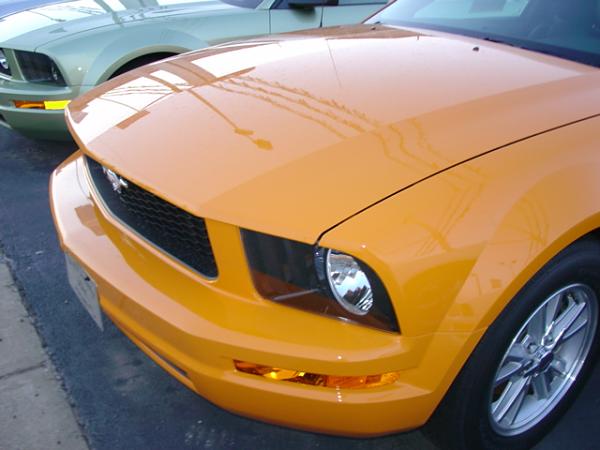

{"left": 51, "top": 0, "right": 600, "bottom": 448}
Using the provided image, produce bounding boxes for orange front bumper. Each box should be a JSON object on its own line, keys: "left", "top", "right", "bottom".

{"left": 50, "top": 152, "right": 483, "bottom": 436}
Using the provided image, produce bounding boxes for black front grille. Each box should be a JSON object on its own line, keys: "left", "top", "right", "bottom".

{"left": 86, "top": 156, "right": 218, "bottom": 278}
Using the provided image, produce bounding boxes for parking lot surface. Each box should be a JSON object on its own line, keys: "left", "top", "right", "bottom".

{"left": 0, "top": 125, "right": 598, "bottom": 449}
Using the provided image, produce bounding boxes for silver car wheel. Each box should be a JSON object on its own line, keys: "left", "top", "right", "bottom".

{"left": 489, "top": 283, "right": 598, "bottom": 436}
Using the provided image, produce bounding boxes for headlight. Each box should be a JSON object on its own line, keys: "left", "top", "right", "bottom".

{"left": 14, "top": 51, "right": 66, "bottom": 85}
{"left": 325, "top": 250, "right": 373, "bottom": 316}
{"left": 242, "top": 230, "right": 399, "bottom": 333}
{"left": 0, "top": 49, "right": 10, "bottom": 76}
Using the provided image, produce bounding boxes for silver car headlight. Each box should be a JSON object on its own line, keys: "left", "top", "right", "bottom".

{"left": 326, "top": 250, "right": 374, "bottom": 316}
{"left": 0, "top": 49, "right": 10, "bottom": 76}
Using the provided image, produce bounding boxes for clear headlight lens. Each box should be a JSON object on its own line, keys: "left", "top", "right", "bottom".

{"left": 326, "top": 250, "right": 373, "bottom": 316}
{"left": 242, "top": 229, "right": 399, "bottom": 333}
{"left": 14, "top": 50, "right": 66, "bottom": 85}
{"left": 0, "top": 49, "right": 10, "bottom": 76}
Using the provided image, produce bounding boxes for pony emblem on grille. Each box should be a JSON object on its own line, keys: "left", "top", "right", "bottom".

{"left": 102, "top": 166, "right": 128, "bottom": 194}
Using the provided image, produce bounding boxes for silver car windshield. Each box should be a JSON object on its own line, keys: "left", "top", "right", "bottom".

{"left": 221, "top": 0, "right": 263, "bottom": 8}
{"left": 369, "top": 0, "right": 600, "bottom": 67}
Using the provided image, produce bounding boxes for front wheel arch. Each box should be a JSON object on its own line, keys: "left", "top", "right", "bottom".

{"left": 425, "top": 236, "right": 600, "bottom": 450}
{"left": 107, "top": 52, "right": 179, "bottom": 79}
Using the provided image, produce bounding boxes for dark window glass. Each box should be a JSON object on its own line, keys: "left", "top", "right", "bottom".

{"left": 221, "top": 0, "right": 263, "bottom": 8}
{"left": 369, "top": 0, "right": 600, "bottom": 67}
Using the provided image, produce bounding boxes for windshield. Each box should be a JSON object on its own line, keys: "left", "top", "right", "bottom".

{"left": 369, "top": 0, "right": 600, "bottom": 67}
{"left": 220, "top": 0, "right": 263, "bottom": 8}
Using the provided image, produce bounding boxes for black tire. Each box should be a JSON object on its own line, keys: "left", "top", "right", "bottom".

{"left": 425, "top": 238, "right": 600, "bottom": 450}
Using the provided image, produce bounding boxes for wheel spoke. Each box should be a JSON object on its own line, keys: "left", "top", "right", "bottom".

{"left": 505, "top": 342, "right": 529, "bottom": 362}
{"left": 532, "top": 372, "right": 552, "bottom": 399}
{"left": 527, "top": 308, "right": 546, "bottom": 342}
{"left": 492, "top": 376, "right": 531, "bottom": 424}
{"left": 560, "top": 317, "right": 588, "bottom": 344}
{"left": 553, "top": 302, "right": 586, "bottom": 346}
{"left": 548, "top": 358, "right": 567, "bottom": 379}
{"left": 494, "top": 361, "right": 524, "bottom": 387}
{"left": 544, "top": 292, "right": 561, "bottom": 331}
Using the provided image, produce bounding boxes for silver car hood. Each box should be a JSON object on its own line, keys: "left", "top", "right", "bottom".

{"left": 0, "top": 0, "right": 239, "bottom": 51}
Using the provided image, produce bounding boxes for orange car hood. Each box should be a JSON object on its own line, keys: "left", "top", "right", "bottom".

{"left": 66, "top": 25, "right": 599, "bottom": 244}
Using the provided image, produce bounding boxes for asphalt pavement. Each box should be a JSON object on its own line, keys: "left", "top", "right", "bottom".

{"left": 0, "top": 124, "right": 598, "bottom": 449}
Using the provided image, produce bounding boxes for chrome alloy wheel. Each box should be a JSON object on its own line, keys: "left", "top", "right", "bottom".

{"left": 489, "top": 283, "right": 598, "bottom": 436}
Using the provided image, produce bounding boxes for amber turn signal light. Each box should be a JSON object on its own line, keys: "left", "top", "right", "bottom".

{"left": 13, "top": 100, "right": 70, "bottom": 110}
{"left": 234, "top": 360, "right": 400, "bottom": 389}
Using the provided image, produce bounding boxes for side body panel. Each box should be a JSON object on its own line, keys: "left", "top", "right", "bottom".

{"left": 32, "top": 1, "right": 385, "bottom": 88}
{"left": 37, "top": 9, "right": 270, "bottom": 86}
{"left": 320, "top": 115, "right": 600, "bottom": 398}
